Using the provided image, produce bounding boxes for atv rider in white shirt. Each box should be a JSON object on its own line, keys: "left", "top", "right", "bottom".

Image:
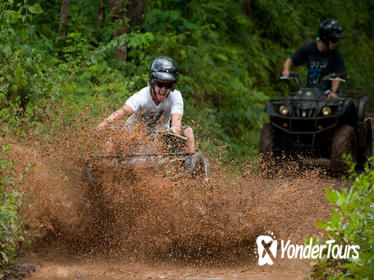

{"left": 97, "top": 56, "right": 196, "bottom": 153}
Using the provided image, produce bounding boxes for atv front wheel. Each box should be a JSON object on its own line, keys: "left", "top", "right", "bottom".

{"left": 182, "top": 151, "right": 209, "bottom": 181}
{"left": 259, "top": 123, "right": 279, "bottom": 172}
{"left": 259, "top": 123, "right": 275, "bottom": 154}
{"left": 331, "top": 125, "right": 358, "bottom": 174}
{"left": 358, "top": 118, "right": 372, "bottom": 167}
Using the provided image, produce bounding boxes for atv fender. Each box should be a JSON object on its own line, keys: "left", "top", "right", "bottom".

{"left": 265, "top": 101, "right": 277, "bottom": 116}
{"left": 355, "top": 95, "right": 368, "bottom": 122}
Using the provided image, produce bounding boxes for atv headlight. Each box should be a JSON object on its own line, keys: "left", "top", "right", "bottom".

{"left": 279, "top": 105, "right": 288, "bottom": 116}
{"left": 321, "top": 106, "right": 332, "bottom": 116}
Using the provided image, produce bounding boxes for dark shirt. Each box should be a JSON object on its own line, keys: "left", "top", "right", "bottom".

{"left": 291, "top": 41, "right": 345, "bottom": 89}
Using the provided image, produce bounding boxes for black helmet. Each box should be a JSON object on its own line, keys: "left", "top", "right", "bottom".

{"left": 318, "top": 18, "right": 345, "bottom": 45}
{"left": 149, "top": 56, "right": 178, "bottom": 83}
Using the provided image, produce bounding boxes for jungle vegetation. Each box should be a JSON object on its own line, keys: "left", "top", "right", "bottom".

{"left": 0, "top": 1, "right": 373, "bottom": 277}
{"left": 0, "top": 0, "right": 373, "bottom": 158}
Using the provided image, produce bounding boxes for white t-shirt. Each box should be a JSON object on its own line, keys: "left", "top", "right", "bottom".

{"left": 125, "top": 86, "right": 183, "bottom": 131}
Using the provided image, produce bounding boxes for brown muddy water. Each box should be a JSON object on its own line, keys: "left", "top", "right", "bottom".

{"left": 3, "top": 125, "right": 342, "bottom": 280}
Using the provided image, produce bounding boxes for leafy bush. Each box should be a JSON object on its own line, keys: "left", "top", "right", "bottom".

{"left": 0, "top": 144, "right": 26, "bottom": 268}
{"left": 311, "top": 158, "right": 374, "bottom": 279}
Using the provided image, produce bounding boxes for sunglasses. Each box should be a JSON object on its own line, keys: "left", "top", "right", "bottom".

{"left": 330, "top": 36, "right": 339, "bottom": 43}
{"left": 155, "top": 81, "right": 173, "bottom": 89}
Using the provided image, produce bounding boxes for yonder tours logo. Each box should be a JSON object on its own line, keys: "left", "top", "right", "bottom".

{"left": 255, "top": 232, "right": 360, "bottom": 266}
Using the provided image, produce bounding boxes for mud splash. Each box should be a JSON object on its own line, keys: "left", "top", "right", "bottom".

{"left": 7, "top": 129, "right": 335, "bottom": 259}
{"left": 2, "top": 115, "right": 340, "bottom": 280}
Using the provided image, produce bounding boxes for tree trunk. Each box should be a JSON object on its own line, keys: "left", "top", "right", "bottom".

{"left": 110, "top": 0, "right": 127, "bottom": 60}
{"left": 59, "top": 0, "right": 70, "bottom": 39}
{"left": 110, "top": 0, "right": 147, "bottom": 60}
{"left": 127, "top": 0, "right": 146, "bottom": 26}
{"left": 98, "top": 0, "right": 106, "bottom": 28}
{"left": 245, "top": 0, "right": 252, "bottom": 17}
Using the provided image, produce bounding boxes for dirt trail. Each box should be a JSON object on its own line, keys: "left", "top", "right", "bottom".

{"left": 2, "top": 126, "right": 343, "bottom": 280}
{"left": 25, "top": 261, "right": 306, "bottom": 280}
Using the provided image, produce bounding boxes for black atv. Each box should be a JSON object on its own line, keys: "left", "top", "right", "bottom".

{"left": 85, "top": 130, "right": 209, "bottom": 183}
{"left": 259, "top": 72, "right": 372, "bottom": 174}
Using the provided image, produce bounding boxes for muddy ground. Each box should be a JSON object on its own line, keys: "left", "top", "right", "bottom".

{"left": 1, "top": 81, "right": 373, "bottom": 280}
{"left": 2, "top": 117, "right": 372, "bottom": 280}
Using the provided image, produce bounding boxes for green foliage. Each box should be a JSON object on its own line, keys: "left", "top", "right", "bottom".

{"left": 312, "top": 158, "right": 374, "bottom": 279}
{"left": 0, "top": 0, "right": 57, "bottom": 125}
{"left": 0, "top": 144, "right": 26, "bottom": 268}
{"left": 0, "top": 0, "right": 373, "bottom": 160}
{"left": 134, "top": 0, "right": 273, "bottom": 158}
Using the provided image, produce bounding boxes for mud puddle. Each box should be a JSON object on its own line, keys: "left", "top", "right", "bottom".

{"left": 23, "top": 260, "right": 306, "bottom": 280}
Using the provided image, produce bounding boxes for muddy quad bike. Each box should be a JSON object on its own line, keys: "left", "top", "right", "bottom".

{"left": 85, "top": 130, "right": 209, "bottom": 183}
{"left": 259, "top": 72, "right": 372, "bottom": 174}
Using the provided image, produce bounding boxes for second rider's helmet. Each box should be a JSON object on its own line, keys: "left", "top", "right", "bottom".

{"left": 318, "top": 18, "right": 345, "bottom": 46}
{"left": 149, "top": 56, "right": 178, "bottom": 89}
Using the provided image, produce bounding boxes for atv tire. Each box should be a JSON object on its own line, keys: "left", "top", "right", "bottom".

{"left": 83, "top": 162, "right": 97, "bottom": 184}
{"left": 183, "top": 151, "right": 209, "bottom": 180}
{"left": 194, "top": 152, "right": 209, "bottom": 181}
{"left": 358, "top": 118, "right": 372, "bottom": 167}
{"left": 259, "top": 123, "right": 278, "bottom": 171}
{"left": 259, "top": 123, "right": 275, "bottom": 154}
{"left": 331, "top": 125, "right": 358, "bottom": 175}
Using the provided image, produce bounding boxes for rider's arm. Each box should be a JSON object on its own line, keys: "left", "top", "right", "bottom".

{"left": 329, "top": 49, "right": 345, "bottom": 98}
{"left": 97, "top": 104, "right": 134, "bottom": 130}
{"left": 282, "top": 58, "right": 293, "bottom": 77}
{"left": 327, "top": 79, "right": 340, "bottom": 98}
{"left": 169, "top": 90, "right": 184, "bottom": 135}
{"left": 284, "top": 43, "right": 312, "bottom": 77}
{"left": 171, "top": 113, "right": 182, "bottom": 135}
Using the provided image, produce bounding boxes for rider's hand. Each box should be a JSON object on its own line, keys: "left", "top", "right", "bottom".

{"left": 171, "top": 126, "right": 181, "bottom": 135}
{"left": 327, "top": 91, "right": 338, "bottom": 98}
{"left": 325, "top": 89, "right": 338, "bottom": 98}
{"left": 96, "top": 121, "right": 107, "bottom": 131}
{"left": 282, "top": 70, "right": 290, "bottom": 77}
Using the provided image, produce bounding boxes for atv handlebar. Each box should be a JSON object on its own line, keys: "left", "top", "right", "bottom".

{"left": 280, "top": 72, "right": 303, "bottom": 88}
{"left": 156, "top": 130, "right": 187, "bottom": 141}
{"left": 280, "top": 72, "right": 346, "bottom": 89}
{"left": 321, "top": 72, "right": 346, "bottom": 83}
